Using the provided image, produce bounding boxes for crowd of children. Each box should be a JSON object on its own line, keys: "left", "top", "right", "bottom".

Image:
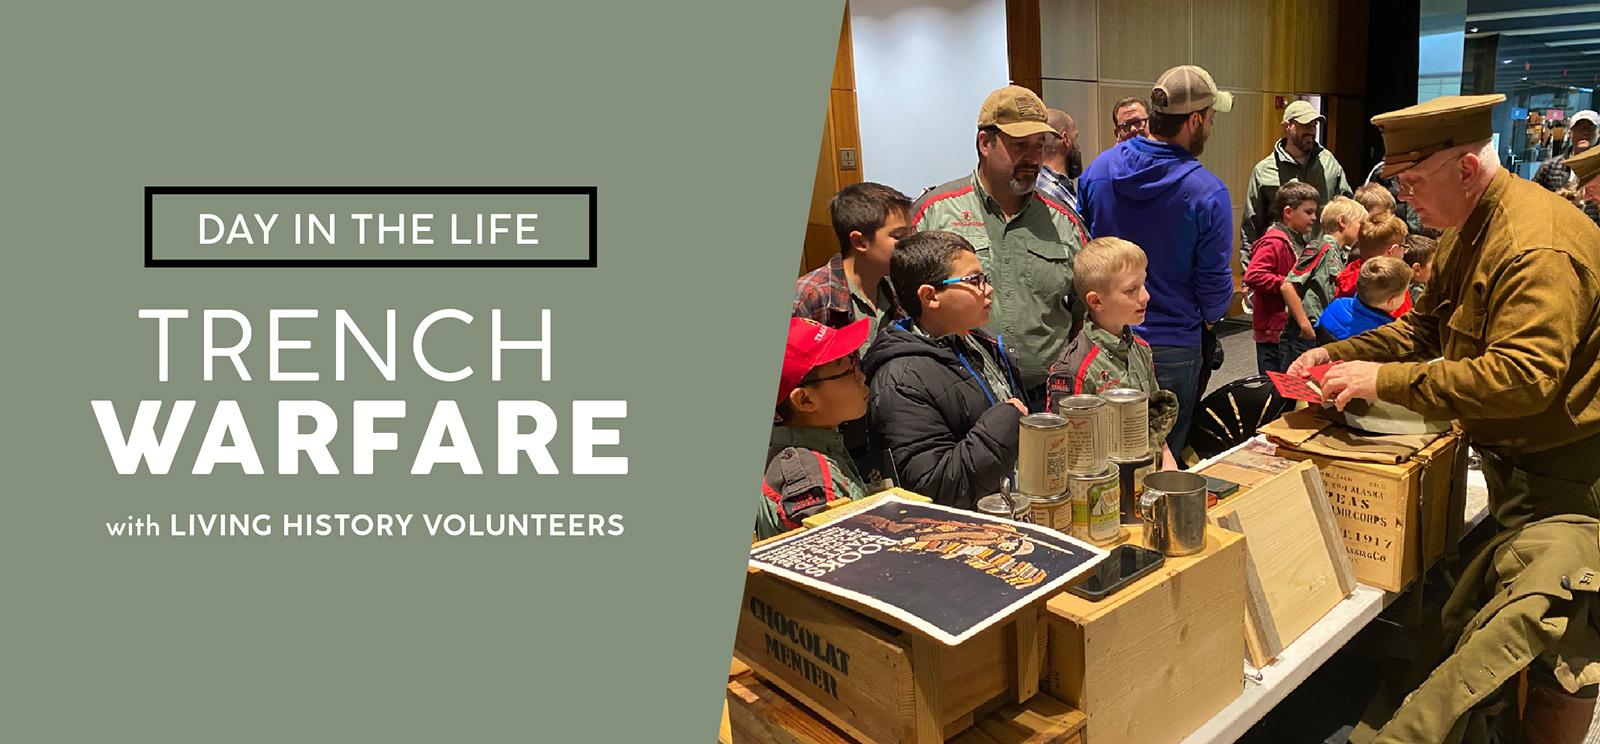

{"left": 756, "top": 183, "right": 1185, "bottom": 537}
{"left": 757, "top": 160, "right": 1449, "bottom": 536}
{"left": 756, "top": 171, "right": 1447, "bottom": 536}
{"left": 1241, "top": 179, "right": 1436, "bottom": 376}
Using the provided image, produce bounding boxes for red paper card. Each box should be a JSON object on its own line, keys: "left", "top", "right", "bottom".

{"left": 1267, "top": 363, "right": 1336, "bottom": 403}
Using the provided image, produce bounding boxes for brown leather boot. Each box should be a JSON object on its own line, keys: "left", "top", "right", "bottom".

{"left": 1519, "top": 675, "right": 1597, "bottom": 744}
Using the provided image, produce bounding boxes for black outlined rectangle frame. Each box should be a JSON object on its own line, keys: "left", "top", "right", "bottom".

{"left": 144, "top": 186, "right": 597, "bottom": 268}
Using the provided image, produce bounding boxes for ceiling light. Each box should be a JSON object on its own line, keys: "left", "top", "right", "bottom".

{"left": 1545, "top": 38, "right": 1600, "bottom": 47}
{"left": 1495, "top": 22, "right": 1600, "bottom": 37}
{"left": 1470, "top": 27, "right": 1480, "bottom": 33}
{"left": 1468, "top": 4, "right": 1600, "bottom": 23}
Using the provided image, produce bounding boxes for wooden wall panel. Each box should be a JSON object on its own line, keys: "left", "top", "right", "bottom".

{"left": 1192, "top": 0, "right": 1269, "bottom": 91}
{"left": 1041, "top": 79, "right": 1101, "bottom": 167}
{"left": 833, "top": 8, "right": 856, "bottom": 91}
{"left": 1007, "top": 0, "right": 1042, "bottom": 88}
{"left": 1039, "top": 0, "right": 1097, "bottom": 81}
{"left": 1097, "top": 0, "right": 1189, "bottom": 83}
{"left": 1002, "top": 0, "right": 1371, "bottom": 317}
{"left": 1267, "top": 0, "right": 1339, "bottom": 93}
{"left": 1197, "top": 91, "right": 1266, "bottom": 217}
{"left": 1095, "top": 83, "right": 1151, "bottom": 158}
{"left": 1327, "top": 95, "right": 1369, "bottom": 183}
{"left": 802, "top": 6, "right": 865, "bottom": 276}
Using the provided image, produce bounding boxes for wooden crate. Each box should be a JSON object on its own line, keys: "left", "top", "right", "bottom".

{"left": 734, "top": 569, "right": 1044, "bottom": 744}
{"left": 722, "top": 670, "right": 1086, "bottom": 744}
{"left": 1206, "top": 460, "right": 1355, "bottom": 666}
{"left": 1271, "top": 432, "right": 1461, "bottom": 592}
{"left": 1043, "top": 525, "right": 1245, "bottom": 744}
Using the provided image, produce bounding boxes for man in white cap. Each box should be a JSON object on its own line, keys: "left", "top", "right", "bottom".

{"left": 1534, "top": 108, "right": 1600, "bottom": 226}
{"left": 912, "top": 85, "right": 1090, "bottom": 408}
{"left": 1078, "top": 65, "right": 1235, "bottom": 461}
{"left": 1241, "top": 100, "right": 1353, "bottom": 263}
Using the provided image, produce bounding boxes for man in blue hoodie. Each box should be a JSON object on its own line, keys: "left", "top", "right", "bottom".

{"left": 1079, "top": 65, "right": 1235, "bottom": 460}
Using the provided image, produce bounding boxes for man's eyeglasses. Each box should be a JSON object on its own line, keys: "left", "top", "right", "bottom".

{"left": 937, "top": 272, "right": 990, "bottom": 290}
{"left": 1115, "top": 117, "right": 1148, "bottom": 133}
{"left": 1396, "top": 150, "right": 1467, "bottom": 197}
{"left": 800, "top": 353, "right": 860, "bottom": 386}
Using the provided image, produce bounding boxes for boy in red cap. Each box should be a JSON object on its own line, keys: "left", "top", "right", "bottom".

{"left": 757, "top": 317, "right": 873, "bottom": 539}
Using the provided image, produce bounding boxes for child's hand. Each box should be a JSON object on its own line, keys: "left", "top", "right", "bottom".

{"left": 1005, "top": 398, "right": 1028, "bottom": 415}
{"left": 1299, "top": 322, "right": 1316, "bottom": 340}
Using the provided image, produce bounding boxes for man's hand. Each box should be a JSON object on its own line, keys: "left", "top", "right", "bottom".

{"left": 1005, "top": 397, "right": 1028, "bottom": 415}
{"left": 1320, "top": 361, "right": 1383, "bottom": 411}
{"left": 1286, "top": 347, "right": 1332, "bottom": 377}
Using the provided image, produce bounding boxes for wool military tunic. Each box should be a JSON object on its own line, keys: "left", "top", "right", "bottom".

{"left": 1324, "top": 169, "right": 1600, "bottom": 526}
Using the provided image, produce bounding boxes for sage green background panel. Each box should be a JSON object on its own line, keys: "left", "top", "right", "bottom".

{"left": 0, "top": 1, "right": 844, "bottom": 741}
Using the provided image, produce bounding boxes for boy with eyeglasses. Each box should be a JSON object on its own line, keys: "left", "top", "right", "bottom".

{"left": 862, "top": 231, "right": 1027, "bottom": 509}
{"left": 758, "top": 317, "right": 873, "bottom": 539}
{"left": 1046, "top": 237, "right": 1179, "bottom": 469}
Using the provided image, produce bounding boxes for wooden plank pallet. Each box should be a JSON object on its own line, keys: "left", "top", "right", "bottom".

{"left": 721, "top": 670, "right": 1085, "bottom": 744}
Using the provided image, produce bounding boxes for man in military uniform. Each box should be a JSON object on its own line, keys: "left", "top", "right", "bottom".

{"left": 912, "top": 85, "right": 1089, "bottom": 408}
{"left": 1289, "top": 95, "right": 1600, "bottom": 742}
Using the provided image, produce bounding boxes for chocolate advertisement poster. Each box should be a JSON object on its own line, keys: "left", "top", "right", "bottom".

{"left": 749, "top": 496, "right": 1106, "bottom": 645}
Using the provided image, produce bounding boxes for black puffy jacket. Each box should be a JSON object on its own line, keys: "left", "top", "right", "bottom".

{"left": 862, "top": 320, "right": 1025, "bottom": 509}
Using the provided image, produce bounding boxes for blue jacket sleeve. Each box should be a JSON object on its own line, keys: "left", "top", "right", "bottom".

{"left": 1194, "top": 186, "right": 1235, "bottom": 323}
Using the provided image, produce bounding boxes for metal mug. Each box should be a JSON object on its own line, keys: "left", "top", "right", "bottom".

{"left": 1138, "top": 471, "right": 1208, "bottom": 557}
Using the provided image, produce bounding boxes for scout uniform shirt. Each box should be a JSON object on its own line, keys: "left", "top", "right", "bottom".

{"left": 1043, "top": 323, "right": 1157, "bottom": 413}
{"left": 1279, "top": 234, "right": 1347, "bottom": 343}
{"left": 1324, "top": 169, "right": 1600, "bottom": 459}
{"left": 758, "top": 425, "right": 867, "bottom": 539}
{"left": 912, "top": 171, "right": 1089, "bottom": 391}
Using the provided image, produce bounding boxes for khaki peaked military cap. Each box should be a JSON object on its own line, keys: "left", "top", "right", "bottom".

{"left": 977, "top": 86, "right": 1056, "bottom": 138}
{"left": 1567, "top": 144, "right": 1600, "bottom": 187}
{"left": 1373, "top": 94, "right": 1504, "bottom": 177}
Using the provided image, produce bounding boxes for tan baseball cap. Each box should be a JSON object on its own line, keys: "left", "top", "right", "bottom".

{"left": 977, "top": 85, "right": 1056, "bottom": 138}
{"left": 1372, "top": 94, "right": 1504, "bottom": 177}
{"left": 1283, "top": 100, "right": 1324, "bottom": 125}
{"left": 1567, "top": 144, "right": 1600, "bottom": 187}
{"left": 1151, "top": 65, "right": 1233, "bottom": 115}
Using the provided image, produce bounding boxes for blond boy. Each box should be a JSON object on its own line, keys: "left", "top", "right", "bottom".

{"left": 1280, "top": 196, "right": 1367, "bottom": 361}
{"left": 1046, "top": 237, "right": 1178, "bottom": 469}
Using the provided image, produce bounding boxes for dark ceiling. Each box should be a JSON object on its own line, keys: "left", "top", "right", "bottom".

{"left": 1466, "top": 1, "right": 1600, "bottom": 90}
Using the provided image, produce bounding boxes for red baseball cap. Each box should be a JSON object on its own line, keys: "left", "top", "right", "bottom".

{"left": 777, "top": 317, "right": 871, "bottom": 408}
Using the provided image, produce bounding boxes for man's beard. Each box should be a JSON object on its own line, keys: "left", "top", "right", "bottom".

{"left": 1065, "top": 149, "right": 1084, "bottom": 179}
{"left": 1008, "top": 165, "right": 1038, "bottom": 195}
{"left": 1190, "top": 128, "right": 1210, "bottom": 157}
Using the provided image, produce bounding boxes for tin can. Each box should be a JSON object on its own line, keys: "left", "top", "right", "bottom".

{"left": 1114, "top": 452, "right": 1157, "bottom": 525}
{"left": 976, "top": 492, "right": 1034, "bottom": 523}
{"left": 1056, "top": 394, "right": 1108, "bottom": 475}
{"left": 1017, "top": 413, "right": 1070, "bottom": 496}
{"left": 1027, "top": 490, "right": 1072, "bottom": 533}
{"left": 1069, "top": 466, "right": 1119, "bottom": 542}
{"left": 1102, "top": 388, "right": 1150, "bottom": 461}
